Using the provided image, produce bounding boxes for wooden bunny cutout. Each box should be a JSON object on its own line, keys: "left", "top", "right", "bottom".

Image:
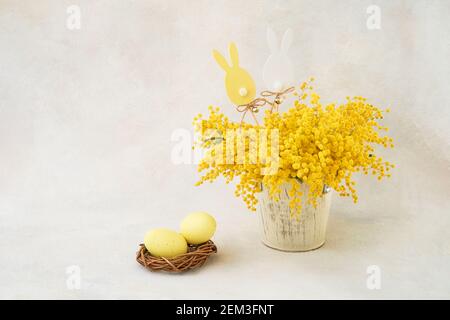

{"left": 263, "top": 27, "right": 294, "bottom": 92}
{"left": 213, "top": 43, "right": 256, "bottom": 106}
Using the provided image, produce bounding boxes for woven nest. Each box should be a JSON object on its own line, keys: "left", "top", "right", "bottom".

{"left": 136, "top": 240, "right": 217, "bottom": 273}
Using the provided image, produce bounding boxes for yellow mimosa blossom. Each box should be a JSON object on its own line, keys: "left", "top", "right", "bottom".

{"left": 193, "top": 80, "right": 394, "bottom": 216}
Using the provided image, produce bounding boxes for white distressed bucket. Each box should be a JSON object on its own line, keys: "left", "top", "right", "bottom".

{"left": 257, "top": 182, "right": 332, "bottom": 251}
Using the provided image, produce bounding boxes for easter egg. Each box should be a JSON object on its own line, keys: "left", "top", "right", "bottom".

{"left": 180, "top": 212, "right": 216, "bottom": 245}
{"left": 144, "top": 228, "right": 187, "bottom": 258}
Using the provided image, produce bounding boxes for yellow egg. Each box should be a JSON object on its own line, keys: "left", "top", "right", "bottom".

{"left": 144, "top": 228, "right": 187, "bottom": 258}
{"left": 180, "top": 212, "right": 216, "bottom": 245}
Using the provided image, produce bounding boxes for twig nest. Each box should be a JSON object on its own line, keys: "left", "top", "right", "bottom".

{"left": 136, "top": 240, "right": 217, "bottom": 273}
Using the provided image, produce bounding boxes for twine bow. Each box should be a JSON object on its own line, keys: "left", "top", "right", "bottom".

{"left": 236, "top": 97, "right": 267, "bottom": 126}
{"left": 261, "top": 86, "right": 295, "bottom": 112}
{"left": 235, "top": 86, "right": 295, "bottom": 125}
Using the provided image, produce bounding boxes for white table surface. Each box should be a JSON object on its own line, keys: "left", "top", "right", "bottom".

{"left": 1, "top": 0, "right": 449, "bottom": 299}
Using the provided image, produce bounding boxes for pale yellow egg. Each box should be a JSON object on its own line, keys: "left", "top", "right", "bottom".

{"left": 180, "top": 212, "right": 216, "bottom": 245}
{"left": 144, "top": 228, "right": 187, "bottom": 258}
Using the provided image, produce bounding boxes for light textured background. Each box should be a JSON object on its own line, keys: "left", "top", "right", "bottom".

{"left": 1, "top": 0, "right": 449, "bottom": 299}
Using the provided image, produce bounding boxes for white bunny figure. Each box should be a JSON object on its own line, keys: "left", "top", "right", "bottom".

{"left": 262, "top": 27, "right": 294, "bottom": 92}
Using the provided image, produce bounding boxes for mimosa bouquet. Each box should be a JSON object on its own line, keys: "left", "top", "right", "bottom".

{"left": 193, "top": 78, "right": 394, "bottom": 216}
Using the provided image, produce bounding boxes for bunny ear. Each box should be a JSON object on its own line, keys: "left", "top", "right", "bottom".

{"left": 229, "top": 42, "right": 239, "bottom": 67}
{"left": 213, "top": 49, "right": 231, "bottom": 71}
{"left": 281, "top": 28, "right": 293, "bottom": 53}
{"left": 267, "top": 27, "right": 279, "bottom": 53}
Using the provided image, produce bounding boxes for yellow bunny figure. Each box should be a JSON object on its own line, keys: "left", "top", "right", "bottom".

{"left": 213, "top": 43, "right": 256, "bottom": 106}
